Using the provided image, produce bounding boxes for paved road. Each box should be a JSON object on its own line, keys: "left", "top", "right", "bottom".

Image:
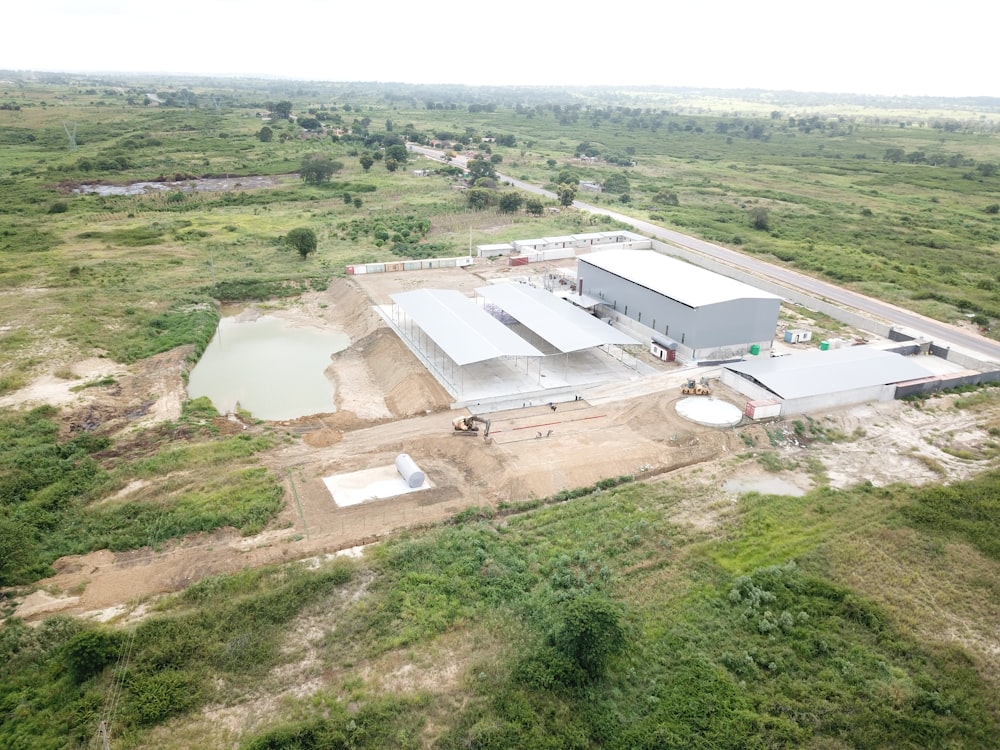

{"left": 408, "top": 144, "right": 1000, "bottom": 364}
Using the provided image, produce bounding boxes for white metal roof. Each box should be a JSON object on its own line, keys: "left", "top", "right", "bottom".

{"left": 578, "top": 249, "right": 781, "bottom": 308}
{"left": 476, "top": 283, "right": 639, "bottom": 353}
{"left": 391, "top": 289, "right": 543, "bottom": 365}
{"left": 724, "top": 347, "right": 933, "bottom": 400}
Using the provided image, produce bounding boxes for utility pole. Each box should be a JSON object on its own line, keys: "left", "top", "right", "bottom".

{"left": 63, "top": 121, "right": 77, "bottom": 150}
{"left": 98, "top": 720, "right": 111, "bottom": 750}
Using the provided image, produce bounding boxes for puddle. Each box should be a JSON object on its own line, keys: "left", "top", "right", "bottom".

{"left": 187, "top": 315, "right": 349, "bottom": 420}
{"left": 723, "top": 476, "right": 808, "bottom": 497}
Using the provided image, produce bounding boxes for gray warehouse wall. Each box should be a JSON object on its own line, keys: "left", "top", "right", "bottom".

{"left": 578, "top": 257, "right": 779, "bottom": 352}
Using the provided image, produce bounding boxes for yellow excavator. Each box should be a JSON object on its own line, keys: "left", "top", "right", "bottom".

{"left": 453, "top": 414, "right": 491, "bottom": 439}
{"left": 681, "top": 378, "right": 711, "bottom": 396}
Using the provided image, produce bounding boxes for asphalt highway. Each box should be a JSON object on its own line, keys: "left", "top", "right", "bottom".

{"left": 407, "top": 144, "right": 1000, "bottom": 364}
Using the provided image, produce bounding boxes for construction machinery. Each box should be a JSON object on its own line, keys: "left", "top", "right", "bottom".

{"left": 452, "top": 414, "right": 491, "bottom": 439}
{"left": 681, "top": 378, "right": 711, "bottom": 396}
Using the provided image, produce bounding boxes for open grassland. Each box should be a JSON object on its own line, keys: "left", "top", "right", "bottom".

{"left": 2, "top": 473, "right": 997, "bottom": 748}
{"left": 2, "top": 78, "right": 998, "bottom": 392}
{"left": 1, "top": 75, "right": 999, "bottom": 748}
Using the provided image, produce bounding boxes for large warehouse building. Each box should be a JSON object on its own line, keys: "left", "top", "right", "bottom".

{"left": 577, "top": 249, "right": 782, "bottom": 361}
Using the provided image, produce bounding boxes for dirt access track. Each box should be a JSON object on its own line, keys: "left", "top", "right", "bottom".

{"left": 9, "top": 262, "right": 996, "bottom": 622}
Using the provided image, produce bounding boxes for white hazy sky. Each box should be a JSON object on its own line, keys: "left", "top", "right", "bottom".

{"left": 5, "top": 1, "right": 997, "bottom": 97}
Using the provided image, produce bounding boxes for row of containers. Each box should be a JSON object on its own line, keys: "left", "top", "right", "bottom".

{"left": 508, "top": 247, "right": 577, "bottom": 266}
{"left": 346, "top": 256, "right": 474, "bottom": 275}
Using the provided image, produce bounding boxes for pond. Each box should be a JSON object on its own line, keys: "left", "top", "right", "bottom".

{"left": 187, "top": 314, "right": 350, "bottom": 421}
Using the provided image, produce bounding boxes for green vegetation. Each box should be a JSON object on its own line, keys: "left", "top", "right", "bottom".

{"left": 1, "top": 75, "right": 999, "bottom": 749}
{"left": 3, "top": 474, "right": 998, "bottom": 748}
{"left": 0, "top": 404, "right": 281, "bottom": 585}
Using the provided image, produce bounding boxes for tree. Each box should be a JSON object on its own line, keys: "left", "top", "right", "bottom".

{"left": 385, "top": 144, "right": 408, "bottom": 164}
{"left": 748, "top": 206, "right": 771, "bottom": 231}
{"left": 385, "top": 157, "right": 399, "bottom": 172}
{"left": 359, "top": 153, "right": 374, "bottom": 172}
{"left": 285, "top": 228, "right": 317, "bottom": 259}
{"left": 465, "top": 188, "right": 495, "bottom": 210}
{"left": 298, "top": 117, "right": 322, "bottom": 132}
{"left": 498, "top": 192, "right": 523, "bottom": 214}
{"left": 64, "top": 629, "right": 122, "bottom": 684}
{"left": 550, "top": 593, "right": 627, "bottom": 680}
{"left": 467, "top": 157, "right": 496, "bottom": 180}
{"left": 299, "top": 153, "right": 342, "bottom": 184}
{"left": 268, "top": 100, "right": 293, "bottom": 120}
{"left": 557, "top": 185, "right": 576, "bottom": 207}
{"left": 654, "top": 190, "right": 679, "bottom": 206}
{"left": 525, "top": 198, "right": 544, "bottom": 216}
{"left": 257, "top": 126, "right": 273, "bottom": 142}
{"left": 603, "top": 172, "right": 629, "bottom": 194}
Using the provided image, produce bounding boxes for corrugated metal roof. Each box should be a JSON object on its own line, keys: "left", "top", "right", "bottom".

{"left": 578, "top": 249, "right": 781, "bottom": 307}
{"left": 724, "top": 347, "right": 933, "bottom": 399}
{"left": 391, "top": 289, "right": 543, "bottom": 366}
{"left": 476, "top": 283, "right": 639, "bottom": 353}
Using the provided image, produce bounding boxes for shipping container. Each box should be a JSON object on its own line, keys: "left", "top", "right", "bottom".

{"left": 745, "top": 400, "right": 782, "bottom": 419}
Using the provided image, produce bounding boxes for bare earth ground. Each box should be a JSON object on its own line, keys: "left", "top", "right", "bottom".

{"left": 7, "top": 266, "right": 1000, "bottom": 630}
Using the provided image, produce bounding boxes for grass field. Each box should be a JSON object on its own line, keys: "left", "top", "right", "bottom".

{"left": 2, "top": 473, "right": 997, "bottom": 748}
{"left": 1, "top": 74, "right": 999, "bottom": 748}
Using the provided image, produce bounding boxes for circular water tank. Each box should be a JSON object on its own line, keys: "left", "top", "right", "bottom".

{"left": 395, "top": 453, "right": 426, "bottom": 488}
{"left": 675, "top": 397, "right": 743, "bottom": 428}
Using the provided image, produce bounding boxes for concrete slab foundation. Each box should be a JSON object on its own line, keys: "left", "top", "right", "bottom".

{"left": 323, "top": 465, "right": 433, "bottom": 507}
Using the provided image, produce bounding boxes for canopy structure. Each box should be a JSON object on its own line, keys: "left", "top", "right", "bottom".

{"left": 475, "top": 283, "right": 639, "bottom": 352}
{"left": 390, "top": 288, "right": 543, "bottom": 366}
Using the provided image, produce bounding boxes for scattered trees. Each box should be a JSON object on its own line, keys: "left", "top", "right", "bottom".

{"left": 550, "top": 593, "right": 627, "bottom": 681}
{"left": 285, "top": 228, "right": 317, "bottom": 259}
{"left": 299, "top": 153, "right": 343, "bottom": 185}
{"left": 653, "top": 190, "right": 680, "bottom": 206}
{"left": 748, "top": 206, "right": 771, "bottom": 231}
{"left": 603, "top": 172, "right": 629, "bottom": 194}
{"left": 498, "top": 192, "right": 524, "bottom": 214}
{"left": 385, "top": 144, "right": 409, "bottom": 164}
{"left": 467, "top": 157, "right": 496, "bottom": 181}
{"left": 465, "top": 188, "right": 495, "bottom": 210}
{"left": 267, "top": 100, "right": 293, "bottom": 120}
{"left": 557, "top": 185, "right": 577, "bottom": 207}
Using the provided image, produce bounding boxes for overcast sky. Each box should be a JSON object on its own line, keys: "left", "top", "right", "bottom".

{"left": 5, "top": 1, "right": 997, "bottom": 98}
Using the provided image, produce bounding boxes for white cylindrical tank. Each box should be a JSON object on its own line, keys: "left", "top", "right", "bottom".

{"left": 395, "top": 453, "right": 425, "bottom": 488}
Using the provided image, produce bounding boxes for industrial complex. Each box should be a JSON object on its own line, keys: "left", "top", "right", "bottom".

{"left": 360, "top": 230, "right": 998, "bottom": 422}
